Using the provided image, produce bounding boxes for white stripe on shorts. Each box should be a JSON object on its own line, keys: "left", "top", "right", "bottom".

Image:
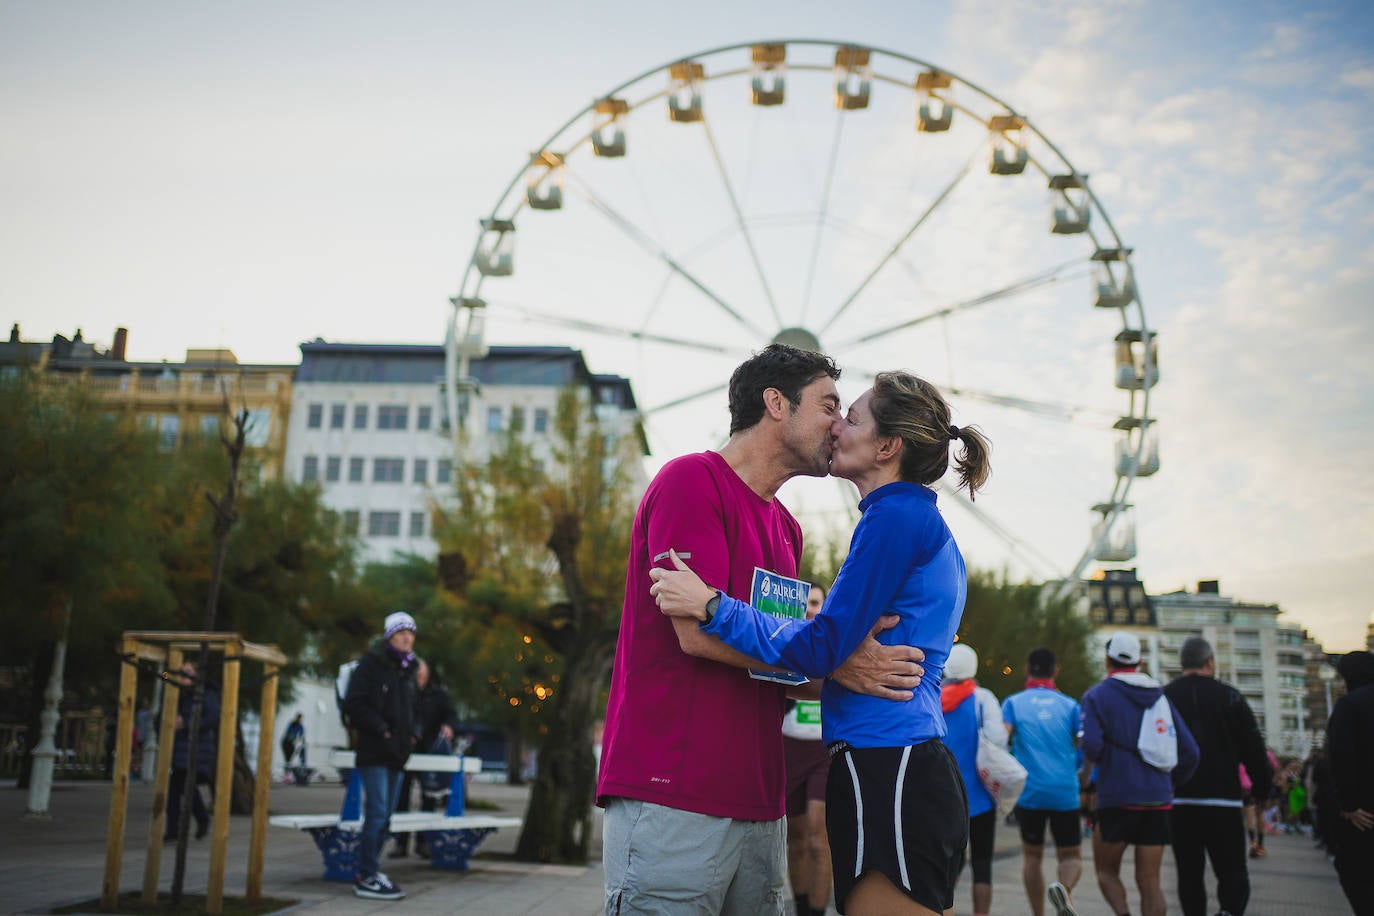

{"left": 893, "top": 745, "right": 913, "bottom": 890}
{"left": 845, "top": 752, "right": 864, "bottom": 877}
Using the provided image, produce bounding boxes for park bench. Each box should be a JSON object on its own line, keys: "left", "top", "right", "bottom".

{"left": 269, "top": 750, "right": 521, "bottom": 881}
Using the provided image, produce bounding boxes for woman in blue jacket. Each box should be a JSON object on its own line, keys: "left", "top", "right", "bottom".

{"left": 651, "top": 371, "right": 990, "bottom": 916}
{"left": 941, "top": 642, "right": 1008, "bottom": 916}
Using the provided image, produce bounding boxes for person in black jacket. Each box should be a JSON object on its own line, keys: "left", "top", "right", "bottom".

{"left": 341, "top": 611, "right": 420, "bottom": 901}
{"left": 1327, "top": 650, "right": 1374, "bottom": 915}
{"left": 163, "top": 660, "right": 219, "bottom": 841}
{"left": 389, "top": 657, "right": 461, "bottom": 858}
{"left": 1163, "top": 636, "right": 1270, "bottom": 916}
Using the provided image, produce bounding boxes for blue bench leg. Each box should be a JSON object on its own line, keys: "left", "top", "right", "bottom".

{"left": 427, "top": 827, "right": 498, "bottom": 871}
{"left": 305, "top": 826, "right": 360, "bottom": 882}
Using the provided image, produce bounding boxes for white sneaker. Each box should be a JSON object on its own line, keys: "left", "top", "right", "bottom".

{"left": 1048, "top": 881, "right": 1077, "bottom": 916}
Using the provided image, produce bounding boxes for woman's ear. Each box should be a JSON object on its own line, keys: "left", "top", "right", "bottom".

{"left": 876, "top": 435, "right": 902, "bottom": 464}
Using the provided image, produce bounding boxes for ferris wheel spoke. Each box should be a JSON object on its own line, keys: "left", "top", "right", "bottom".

{"left": 842, "top": 367, "right": 1114, "bottom": 425}
{"left": 644, "top": 380, "right": 730, "bottom": 416}
{"left": 698, "top": 116, "right": 784, "bottom": 328}
{"left": 818, "top": 156, "right": 975, "bottom": 336}
{"left": 487, "top": 299, "right": 748, "bottom": 357}
{"left": 565, "top": 172, "right": 770, "bottom": 339}
{"left": 800, "top": 106, "right": 848, "bottom": 325}
{"left": 937, "top": 483, "right": 1061, "bottom": 577}
{"left": 830, "top": 257, "right": 1092, "bottom": 349}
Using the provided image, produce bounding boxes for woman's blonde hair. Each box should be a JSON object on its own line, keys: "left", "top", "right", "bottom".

{"left": 868, "top": 371, "right": 991, "bottom": 500}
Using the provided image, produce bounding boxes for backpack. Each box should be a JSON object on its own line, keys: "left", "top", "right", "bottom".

{"left": 336, "top": 659, "right": 361, "bottom": 748}
{"left": 1137, "top": 694, "right": 1178, "bottom": 771}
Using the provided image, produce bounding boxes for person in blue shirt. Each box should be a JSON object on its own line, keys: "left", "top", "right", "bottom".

{"left": 1003, "top": 647, "right": 1084, "bottom": 916}
{"left": 941, "top": 642, "right": 1008, "bottom": 916}
{"left": 652, "top": 370, "right": 991, "bottom": 916}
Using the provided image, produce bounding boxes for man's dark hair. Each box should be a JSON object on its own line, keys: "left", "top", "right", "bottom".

{"left": 1180, "top": 636, "right": 1214, "bottom": 671}
{"left": 1105, "top": 656, "right": 1134, "bottom": 671}
{"left": 727, "top": 344, "right": 840, "bottom": 434}
{"left": 1027, "top": 647, "right": 1056, "bottom": 678}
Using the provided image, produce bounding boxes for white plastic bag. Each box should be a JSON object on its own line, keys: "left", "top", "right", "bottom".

{"left": 976, "top": 735, "right": 1027, "bottom": 816}
{"left": 1136, "top": 694, "right": 1178, "bottom": 771}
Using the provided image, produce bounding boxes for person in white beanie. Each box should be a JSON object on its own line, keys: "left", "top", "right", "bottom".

{"left": 941, "top": 642, "right": 1008, "bottom": 916}
{"left": 341, "top": 611, "right": 419, "bottom": 901}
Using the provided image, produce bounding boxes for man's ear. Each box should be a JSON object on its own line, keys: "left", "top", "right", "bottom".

{"left": 761, "top": 387, "right": 789, "bottom": 421}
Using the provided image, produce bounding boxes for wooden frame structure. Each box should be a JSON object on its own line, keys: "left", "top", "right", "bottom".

{"left": 101, "top": 631, "right": 287, "bottom": 913}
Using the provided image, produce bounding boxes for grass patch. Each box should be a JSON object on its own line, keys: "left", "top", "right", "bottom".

{"left": 463, "top": 796, "right": 502, "bottom": 811}
{"left": 52, "top": 892, "right": 298, "bottom": 914}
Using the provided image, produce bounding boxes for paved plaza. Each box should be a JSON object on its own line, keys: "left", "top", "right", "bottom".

{"left": 1, "top": 778, "right": 1352, "bottom": 914}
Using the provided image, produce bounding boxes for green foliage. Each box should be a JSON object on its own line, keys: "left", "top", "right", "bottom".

{"left": 0, "top": 378, "right": 173, "bottom": 706}
{"left": 957, "top": 568, "right": 1096, "bottom": 700}
{"left": 432, "top": 387, "right": 641, "bottom": 862}
{"left": 0, "top": 377, "right": 371, "bottom": 714}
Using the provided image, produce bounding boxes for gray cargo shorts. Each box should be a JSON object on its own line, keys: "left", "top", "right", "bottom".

{"left": 602, "top": 797, "right": 786, "bottom": 915}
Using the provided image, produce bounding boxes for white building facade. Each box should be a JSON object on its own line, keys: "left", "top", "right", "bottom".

{"left": 283, "top": 341, "right": 646, "bottom": 563}
{"left": 1150, "top": 581, "right": 1311, "bottom": 758}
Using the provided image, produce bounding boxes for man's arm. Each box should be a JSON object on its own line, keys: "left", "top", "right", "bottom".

{"left": 672, "top": 613, "right": 924, "bottom": 700}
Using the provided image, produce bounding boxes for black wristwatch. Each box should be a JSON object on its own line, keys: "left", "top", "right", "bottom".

{"left": 703, "top": 593, "right": 721, "bottom": 623}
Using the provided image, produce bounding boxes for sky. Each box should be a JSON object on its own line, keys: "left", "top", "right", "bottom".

{"left": 4, "top": 0, "right": 1373, "bottom": 651}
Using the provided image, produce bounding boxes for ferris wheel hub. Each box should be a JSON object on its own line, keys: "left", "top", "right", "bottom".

{"left": 772, "top": 326, "right": 823, "bottom": 353}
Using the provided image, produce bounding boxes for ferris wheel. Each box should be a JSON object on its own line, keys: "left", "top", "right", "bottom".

{"left": 444, "top": 39, "right": 1158, "bottom": 588}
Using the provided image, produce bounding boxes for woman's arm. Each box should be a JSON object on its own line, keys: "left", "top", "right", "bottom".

{"left": 653, "top": 506, "right": 921, "bottom": 678}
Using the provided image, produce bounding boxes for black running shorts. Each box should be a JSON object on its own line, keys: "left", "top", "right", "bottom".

{"left": 826, "top": 740, "right": 968, "bottom": 914}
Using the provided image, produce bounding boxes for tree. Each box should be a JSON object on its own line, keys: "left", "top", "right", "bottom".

{"left": 0, "top": 377, "right": 172, "bottom": 787}
{"left": 957, "top": 568, "right": 1096, "bottom": 700}
{"left": 434, "top": 388, "right": 639, "bottom": 863}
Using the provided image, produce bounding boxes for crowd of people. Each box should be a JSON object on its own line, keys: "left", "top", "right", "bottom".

{"left": 326, "top": 343, "right": 1370, "bottom": 914}
{"left": 595, "top": 343, "right": 1373, "bottom": 916}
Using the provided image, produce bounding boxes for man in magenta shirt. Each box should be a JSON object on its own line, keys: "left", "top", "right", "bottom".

{"left": 598, "top": 344, "right": 927, "bottom": 915}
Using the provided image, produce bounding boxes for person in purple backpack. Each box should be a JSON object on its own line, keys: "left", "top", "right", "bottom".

{"left": 1081, "top": 632, "right": 1199, "bottom": 916}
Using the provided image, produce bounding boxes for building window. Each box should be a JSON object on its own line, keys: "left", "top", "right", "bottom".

{"left": 374, "top": 458, "right": 405, "bottom": 482}
{"left": 409, "top": 511, "right": 426, "bottom": 537}
{"left": 306, "top": 403, "right": 323, "bottom": 429}
{"left": 377, "top": 405, "right": 409, "bottom": 430}
{"left": 325, "top": 456, "right": 341, "bottom": 482}
{"left": 368, "top": 511, "right": 401, "bottom": 537}
{"left": 201, "top": 415, "right": 220, "bottom": 437}
{"left": 158, "top": 415, "right": 179, "bottom": 451}
{"left": 302, "top": 455, "right": 319, "bottom": 481}
{"left": 437, "top": 459, "right": 452, "bottom": 484}
{"left": 417, "top": 406, "right": 433, "bottom": 430}
{"left": 413, "top": 458, "right": 428, "bottom": 483}
{"left": 348, "top": 457, "right": 365, "bottom": 482}
{"left": 353, "top": 404, "right": 369, "bottom": 430}
{"left": 244, "top": 408, "right": 272, "bottom": 447}
{"left": 533, "top": 407, "right": 550, "bottom": 433}
{"left": 330, "top": 403, "right": 346, "bottom": 429}
{"left": 487, "top": 406, "right": 503, "bottom": 432}
{"left": 510, "top": 406, "right": 526, "bottom": 432}
{"left": 342, "top": 510, "right": 360, "bottom": 535}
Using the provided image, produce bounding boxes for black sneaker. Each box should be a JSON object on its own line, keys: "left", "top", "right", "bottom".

{"left": 354, "top": 872, "right": 405, "bottom": 900}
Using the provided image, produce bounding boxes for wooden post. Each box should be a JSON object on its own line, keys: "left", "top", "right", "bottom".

{"left": 246, "top": 661, "right": 279, "bottom": 903}
{"left": 142, "top": 647, "right": 182, "bottom": 904}
{"left": 205, "top": 640, "right": 241, "bottom": 914}
{"left": 100, "top": 636, "right": 140, "bottom": 910}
